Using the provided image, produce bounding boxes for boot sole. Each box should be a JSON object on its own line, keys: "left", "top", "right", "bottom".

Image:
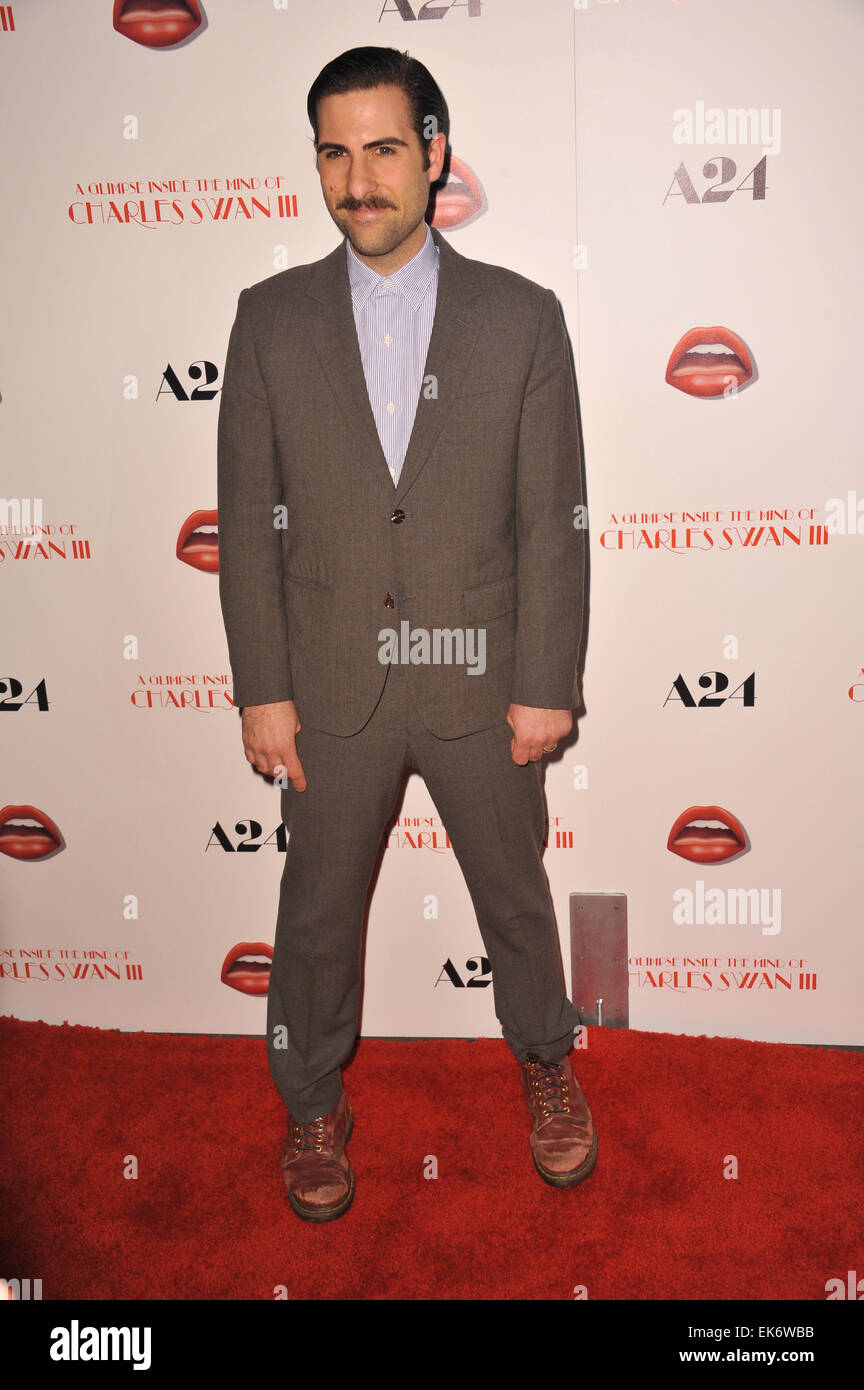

{"left": 532, "top": 1129, "right": 598, "bottom": 1189}
{"left": 285, "top": 1106, "right": 355, "bottom": 1223}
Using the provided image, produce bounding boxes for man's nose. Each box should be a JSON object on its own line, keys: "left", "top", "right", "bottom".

{"left": 344, "top": 155, "right": 378, "bottom": 202}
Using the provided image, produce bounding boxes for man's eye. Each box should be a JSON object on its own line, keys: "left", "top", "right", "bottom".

{"left": 376, "top": 146, "right": 395, "bottom": 155}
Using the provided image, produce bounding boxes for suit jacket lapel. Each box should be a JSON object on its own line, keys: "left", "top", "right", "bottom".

{"left": 304, "top": 240, "right": 395, "bottom": 495}
{"left": 394, "top": 227, "right": 482, "bottom": 501}
{"left": 303, "top": 226, "right": 483, "bottom": 499}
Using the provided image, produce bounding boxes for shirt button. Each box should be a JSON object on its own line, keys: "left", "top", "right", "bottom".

{"left": 381, "top": 278, "right": 392, "bottom": 286}
{"left": 386, "top": 402, "right": 395, "bottom": 414}
{"left": 383, "top": 334, "right": 393, "bottom": 346}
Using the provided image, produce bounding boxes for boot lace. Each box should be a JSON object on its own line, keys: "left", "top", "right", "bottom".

{"left": 289, "top": 1115, "right": 326, "bottom": 1154}
{"left": 525, "top": 1055, "right": 571, "bottom": 1118}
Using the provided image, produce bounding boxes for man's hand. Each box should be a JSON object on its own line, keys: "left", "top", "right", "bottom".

{"left": 506, "top": 703, "right": 573, "bottom": 766}
{"left": 240, "top": 700, "right": 306, "bottom": 791}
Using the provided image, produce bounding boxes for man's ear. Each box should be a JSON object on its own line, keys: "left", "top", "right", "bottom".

{"left": 427, "top": 132, "right": 447, "bottom": 184}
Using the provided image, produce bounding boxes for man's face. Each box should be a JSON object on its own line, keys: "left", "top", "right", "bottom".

{"left": 315, "top": 83, "right": 446, "bottom": 272}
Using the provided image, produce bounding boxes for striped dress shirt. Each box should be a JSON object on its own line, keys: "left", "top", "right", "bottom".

{"left": 346, "top": 222, "right": 439, "bottom": 486}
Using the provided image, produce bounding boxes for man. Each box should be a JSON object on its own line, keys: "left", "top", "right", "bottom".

{"left": 217, "top": 46, "right": 595, "bottom": 1223}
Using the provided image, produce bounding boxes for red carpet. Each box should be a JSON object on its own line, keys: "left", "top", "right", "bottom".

{"left": 1, "top": 1017, "right": 862, "bottom": 1301}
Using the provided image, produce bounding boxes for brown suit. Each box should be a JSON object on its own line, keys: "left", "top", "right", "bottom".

{"left": 217, "top": 226, "right": 585, "bottom": 738}
{"left": 217, "top": 225, "right": 586, "bottom": 1121}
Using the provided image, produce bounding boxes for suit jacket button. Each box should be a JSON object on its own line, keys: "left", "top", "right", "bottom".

{"left": 383, "top": 592, "right": 395, "bottom": 608}
{"left": 390, "top": 509, "right": 405, "bottom": 524}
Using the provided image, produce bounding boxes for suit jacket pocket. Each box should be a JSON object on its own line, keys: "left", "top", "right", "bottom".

{"left": 456, "top": 374, "right": 525, "bottom": 401}
{"left": 284, "top": 570, "right": 331, "bottom": 593}
{"left": 284, "top": 570, "right": 332, "bottom": 658}
{"left": 462, "top": 572, "right": 517, "bottom": 624}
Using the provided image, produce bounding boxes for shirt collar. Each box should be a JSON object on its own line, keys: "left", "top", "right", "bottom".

{"left": 347, "top": 222, "right": 439, "bottom": 313}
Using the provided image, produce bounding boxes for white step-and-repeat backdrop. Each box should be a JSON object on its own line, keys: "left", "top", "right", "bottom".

{"left": 2, "top": 0, "right": 861, "bottom": 1047}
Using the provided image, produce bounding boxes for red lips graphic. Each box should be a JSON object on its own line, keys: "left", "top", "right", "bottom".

{"left": 177, "top": 509, "right": 218, "bottom": 573}
{"left": 0, "top": 805, "right": 63, "bottom": 860}
{"left": 665, "top": 326, "right": 754, "bottom": 398}
{"left": 221, "top": 942, "right": 273, "bottom": 996}
{"left": 113, "top": 0, "right": 202, "bottom": 49}
{"left": 431, "top": 154, "right": 486, "bottom": 231}
{"left": 667, "top": 806, "right": 748, "bottom": 864}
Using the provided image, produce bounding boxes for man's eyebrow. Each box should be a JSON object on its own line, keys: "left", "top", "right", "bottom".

{"left": 315, "top": 137, "right": 410, "bottom": 154}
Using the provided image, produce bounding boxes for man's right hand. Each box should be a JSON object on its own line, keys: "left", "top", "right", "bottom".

{"left": 240, "top": 700, "right": 306, "bottom": 791}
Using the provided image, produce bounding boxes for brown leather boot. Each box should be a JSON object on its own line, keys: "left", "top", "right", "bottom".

{"left": 281, "top": 1092, "right": 355, "bottom": 1222}
{"left": 521, "top": 1052, "right": 597, "bottom": 1188}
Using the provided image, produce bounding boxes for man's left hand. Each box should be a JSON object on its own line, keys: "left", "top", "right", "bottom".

{"left": 506, "top": 704, "right": 573, "bottom": 765}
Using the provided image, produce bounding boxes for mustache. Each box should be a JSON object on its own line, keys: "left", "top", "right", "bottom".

{"left": 337, "top": 196, "right": 396, "bottom": 211}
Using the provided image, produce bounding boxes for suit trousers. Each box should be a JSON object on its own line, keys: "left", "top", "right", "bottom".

{"left": 266, "top": 660, "right": 581, "bottom": 1122}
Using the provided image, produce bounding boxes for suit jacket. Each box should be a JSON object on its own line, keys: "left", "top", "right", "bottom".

{"left": 217, "top": 225, "right": 586, "bottom": 738}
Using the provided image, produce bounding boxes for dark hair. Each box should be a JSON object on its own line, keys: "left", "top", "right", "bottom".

{"left": 307, "top": 46, "right": 449, "bottom": 170}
